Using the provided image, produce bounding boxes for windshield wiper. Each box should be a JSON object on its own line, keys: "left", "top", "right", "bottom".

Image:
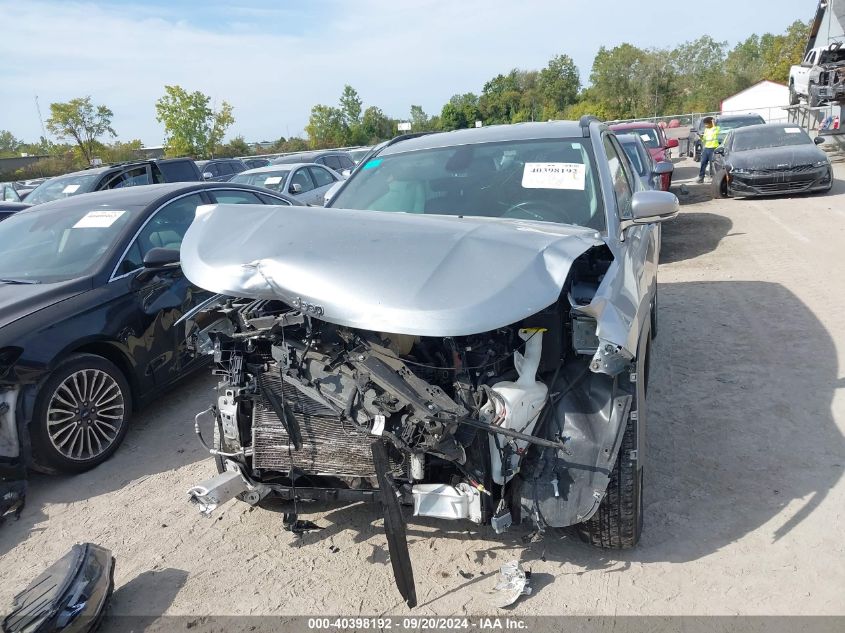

{"left": 0, "top": 278, "right": 40, "bottom": 285}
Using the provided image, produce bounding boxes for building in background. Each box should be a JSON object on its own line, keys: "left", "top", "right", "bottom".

{"left": 721, "top": 81, "right": 790, "bottom": 122}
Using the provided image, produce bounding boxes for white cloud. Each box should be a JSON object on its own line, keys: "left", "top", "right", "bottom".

{"left": 0, "top": 0, "right": 807, "bottom": 145}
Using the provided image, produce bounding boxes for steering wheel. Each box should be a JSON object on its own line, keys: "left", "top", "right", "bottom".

{"left": 502, "top": 200, "right": 562, "bottom": 222}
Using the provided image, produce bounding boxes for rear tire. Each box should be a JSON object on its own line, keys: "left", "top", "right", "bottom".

{"left": 577, "top": 343, "right": 646, "bottom": 549}
{"left": 789, "top": 81, "right": 799, "bottom": 106}
{"left": 30, "top": 354, "right": 132, "bottom": 474}
{"left": 808, "top": 84, "right": 821, "bottom": 108}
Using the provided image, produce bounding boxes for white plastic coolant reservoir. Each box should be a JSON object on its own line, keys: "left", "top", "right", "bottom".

{"left": 486, "top": 328, "right": 549, "bottom": 485}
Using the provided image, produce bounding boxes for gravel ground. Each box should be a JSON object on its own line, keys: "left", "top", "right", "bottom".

{"left": 1, "top": 159, "right": 844, "bottom": 623}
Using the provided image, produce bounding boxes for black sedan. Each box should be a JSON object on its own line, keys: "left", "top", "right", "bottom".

{"left": 0, "top": 201, "right": 30, "bottom": 222}
{"left": 713, "top": 123, "right": 833, "bottom": 198}
{"left": 0, "top": 182, "right": 296, "bottom": 478}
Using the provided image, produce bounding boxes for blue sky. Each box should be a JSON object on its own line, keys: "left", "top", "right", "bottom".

{"left": 0, "top": 0, "right": 815, "bottom": 146}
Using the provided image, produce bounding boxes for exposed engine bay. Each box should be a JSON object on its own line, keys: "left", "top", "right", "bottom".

{"left": 185, "top": 246, "right": 637, "bottom": 608}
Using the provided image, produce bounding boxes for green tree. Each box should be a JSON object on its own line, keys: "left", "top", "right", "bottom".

{"left": 479, "top": 70, "right": 524, "bottom": 123}
{"left": 670, "top": 36, "right": 728, "bottom": 111}
{"left": 410, "top": 105, "right": 435, "bottom": 131}
{"left": 761, "top": 20, "right": 811, "bottom": 83}
{"left": 305, "top": 104, "right": 346, "bottom": 148}
{"left": 589, "top": 44, "right": 650, "bottom": 119}
{"left": 724, "top": 35, "right": 765, "bottom": 95}
{"left": 100, "top": 139, "right": 144, "bottom": 163}
{"left": 46, "top": 96, "right": 116, "bottom": 163}
{"left": 155, "top": 85, "right": 234, "bottom": 158}
{"left": 538, "top": 54, "right": 580, "bottom": 116}
{"left": 213, "top": 135, "right": 252, "bottom": 158}
{"left": 0, "top": 130, "right": 21, "bottom": 157}
{"left": 441, "top": 93, "right": 480, "bottom": 130}
{"left": 339, "top": 85, "right": 363, "bottom": 127}
{"left": 360, "top": 106, "right": 394, "bottom": 142}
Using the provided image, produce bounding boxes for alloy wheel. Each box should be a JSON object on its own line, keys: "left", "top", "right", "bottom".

{"left": 46, "top": 369, "right": 126, "bottom": 461}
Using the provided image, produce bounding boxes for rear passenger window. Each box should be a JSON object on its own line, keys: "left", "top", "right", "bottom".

{"left": 309, "top": 166, "right": 336, "bottom": 188}
{"left": 216, "top": 162, "right": 234, "bottom": 176}
{"left": 339, "top": 156, "right": 354, "bottom": 171}
{"left": 106, "top": 167, "right": 151, "bottom": 190}
{"left": 257, "top": 193, "right": 292, "bottom": 205}
{"left": 229, "top": 161, "right": 246, "bottom": 174}
{"left": 321, "top": 156, "right": 341, "bottom": 171}
{"left": 210, "top": 190, "right": 263, "bottom": 204}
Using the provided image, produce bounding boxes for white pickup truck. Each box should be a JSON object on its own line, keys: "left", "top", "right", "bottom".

{"left": 789, "top": 42, "right": 845, "bottom": 107}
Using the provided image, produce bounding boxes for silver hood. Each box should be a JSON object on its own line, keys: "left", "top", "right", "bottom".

{"left": 180, "top": 204, "right": 603, "bottom": 336}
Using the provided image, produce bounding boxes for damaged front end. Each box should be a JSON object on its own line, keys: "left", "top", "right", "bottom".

{"left": 179, "top": 203, "right": 649, "bottom": 607}
{"left": 184, "top": 270, "right": 640, "bottom": 606}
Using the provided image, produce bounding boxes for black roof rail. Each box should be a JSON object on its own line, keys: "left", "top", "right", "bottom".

{"left": 384, "top": 131, "right": 433, "bottom": 148}
{"left": 579, "top": 115, "right": 601, "bottom": 137}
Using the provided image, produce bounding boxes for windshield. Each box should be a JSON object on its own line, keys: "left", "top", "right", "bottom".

{"left": 25, "top": 173, "right": 100, "bottom": 205}
{"left": 624, "top": 128, "right": 659, "bottom": 148}
{"left": 718, "top": 117, "right": 764, "bottom": 132}
{"left": 732, "top": 126, "right": 814, "bottom": 151}
{"left": 0, "top": 206, "right": 132, "bottom": 282}
{"left": 620, "top": 141, "right": 647, "bottom": 176}
{"left": 230, "top": 170, "right": 290, "bottom": 191}
{"left": 329, "top": 138, "right": 605, "bottom": 230}
{"left": 349, "top": 148, "right": 372, "bottom": 163}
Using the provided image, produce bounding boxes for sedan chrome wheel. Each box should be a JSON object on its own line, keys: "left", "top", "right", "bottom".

{"left": 46, "top": 369, "right": 126, "bottom": 461}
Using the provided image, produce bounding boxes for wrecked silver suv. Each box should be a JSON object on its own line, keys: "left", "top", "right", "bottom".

{"left": 180, "top": 118, "right": 678, "bottom": 607}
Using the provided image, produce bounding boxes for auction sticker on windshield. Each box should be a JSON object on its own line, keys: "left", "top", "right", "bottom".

{"left": 264, "top": 176, "right": 283, "bottom": 185}
{"left": 784, "top": 127, "right": 802, "bottom": 134}
{"left": 72, "top": 210, "right": 126, "bottom": 228}
{"left": 62, "top": 184, "right": 81, "bottom": 194}
{"left": 522, "top": 162, "right": 585, "bottom": 190}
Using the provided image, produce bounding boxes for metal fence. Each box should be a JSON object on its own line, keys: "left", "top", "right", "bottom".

{"left": 606, "top": 106, "right": 794, "bottom": 128}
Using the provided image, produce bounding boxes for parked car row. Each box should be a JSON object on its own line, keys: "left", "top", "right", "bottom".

{"left": 608, "top": 121, "right": 677, "bottom": 190}
{"left": 21, "top": 158, "right": 203, "bottom": 206}
{"left": 229, "top": 162, "right": 343, "bottom": 204}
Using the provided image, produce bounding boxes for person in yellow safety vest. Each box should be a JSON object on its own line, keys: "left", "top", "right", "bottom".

{"left": 697, "top": 117, "right": 721, "bottom": 183}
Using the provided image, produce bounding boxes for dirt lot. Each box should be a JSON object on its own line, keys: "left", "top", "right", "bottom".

{"left": 2, "top": 159, "right": 844, "bottom": 622}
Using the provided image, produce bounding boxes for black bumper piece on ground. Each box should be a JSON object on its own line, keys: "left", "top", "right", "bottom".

{"left": 3, "top": 543, "right": 115, "bottom": 633}
{"left": 372, "top": 441, "right": 417, "bottom": 609}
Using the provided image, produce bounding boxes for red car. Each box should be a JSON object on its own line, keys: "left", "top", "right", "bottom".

{"left": 609, "top": 122, "right": 678, "bottom": 190}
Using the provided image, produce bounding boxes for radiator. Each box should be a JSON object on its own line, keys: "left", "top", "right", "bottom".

{"left": 252, "top": 371, "right": 404, "bottom": 477}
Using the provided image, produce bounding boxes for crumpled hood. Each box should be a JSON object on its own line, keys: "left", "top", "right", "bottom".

{"left": 180, "top": 204, "right": 603, "bottom": 336}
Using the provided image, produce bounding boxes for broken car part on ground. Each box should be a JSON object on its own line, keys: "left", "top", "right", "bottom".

{"left": 2, "top": 543, "right": 115, "bottom": 633}
{"left": 179, "top": 121, "right": 679, "bottom": 607}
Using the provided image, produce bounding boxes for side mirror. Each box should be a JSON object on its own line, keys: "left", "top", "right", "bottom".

{"left": 341, "top": 169, "right": 351, "bottom": 178}
{"left": 814, "top": 136, "right": 825, "bottom": 145}
{"left": 289, "top": 183, "right": 303, "bottom": 194}
{"left": 666, "top": 138, "right": 679, "bottom": 149}
{"left": 202, "top": 172, "right": 214, "bottom": 180}
{"left": 714, "top": 147, "right": 725, "bottom": 155}
{"left": 653, "top": 161, "right": 674, "bottom": 175}
{"left": 630, "top": 190, "right": 679, "bottom": 224}
{"left": 143, "top": 247, "right": 180, "bottom": 268}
